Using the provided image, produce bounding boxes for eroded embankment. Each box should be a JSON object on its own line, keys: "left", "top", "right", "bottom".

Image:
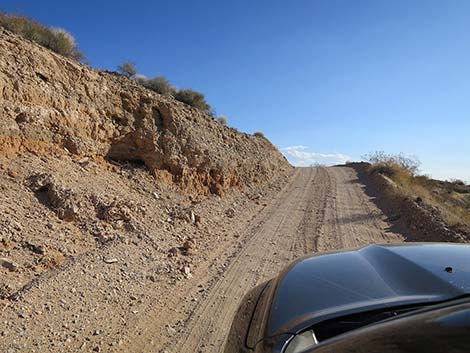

{"left": 349, "top": 162, "right": 469, "bottom": 243}
{"left": 0, "top": 27, "right": 291, "bottom": 196}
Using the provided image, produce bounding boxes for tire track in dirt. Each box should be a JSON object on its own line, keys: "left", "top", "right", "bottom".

{"left": 166, "top": 168, "right": 321, "bottom": 353}
{"left": 161, "top": 166, "right": 404, "bottom": 353}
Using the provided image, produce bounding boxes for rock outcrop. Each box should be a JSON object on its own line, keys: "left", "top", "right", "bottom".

{"left": 0, "top": 28, "right": 291, "bottom": 195}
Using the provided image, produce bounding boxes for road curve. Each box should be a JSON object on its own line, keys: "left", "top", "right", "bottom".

{"left": 166, "top": 166, "right": 404, "bottom": 353}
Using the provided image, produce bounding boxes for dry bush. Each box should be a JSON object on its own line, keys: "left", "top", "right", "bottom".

{"left": 174, "top": 89, "right": 212, "bottom": 113}
{"left": 216, "top": 116, "right": 228, "bottom": 125}
{"left": 365, "top": 151, "right": 470, "bottom": 230}
{"left": 139, "top": 76, "right": 175, "bottom": 96}
{"left": 0, "top": 13, "right": 84, "bottom": 61}
{"left": 364, "top": 151, "right": 420, "bottom": 178}
{"left": 118, "top": 61, "right": 137, "bottom": 77}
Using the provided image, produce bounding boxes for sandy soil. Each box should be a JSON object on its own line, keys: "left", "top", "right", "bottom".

{"left": 0, "top": 166, "right": 405, "bottom": 353}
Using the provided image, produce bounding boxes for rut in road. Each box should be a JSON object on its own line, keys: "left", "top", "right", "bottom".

{"left": 166, "top": 166, "right": 404, "bottom": 353}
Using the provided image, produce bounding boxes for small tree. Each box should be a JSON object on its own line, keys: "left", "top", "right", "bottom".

{"left": 216, "top": 115, "right": 228, "bottom": 125}
{"left": 174, "top": 89, "right": 211, "bottom": 113}
{"left": 117, "top": 61, "right": 137, "bottom": 78}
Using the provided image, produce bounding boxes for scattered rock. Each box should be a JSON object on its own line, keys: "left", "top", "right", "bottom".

{"left": 77, "top": 157, "right": 89, "bottom": 165}
{"left": 23, "top": 242, "right": 46, "bottom": 255}
{"left": 27, "top": 173, "right": 54, "bottom": 192}
{"left": 225, "top": 208, "right": 235, "bottom": 218}
{"left": 190, "top": 210, "right": 196, "bottom": 224}
{"left": 183, "top": 266, "right": 192, "bottom": 278}
{"left": 103, "top": 258, "right": 118, "bottom": 264}
{"left": 168, "top": 247, "right": 179, "bottom": 257}
{"left": 94, "top": 197, "right": 135, "bottom": 225}
{"left": 0, "top": 283, "right": 14, "bottom": 298}
{"left": 146, "top": 275, "right": 157, "bottom": 282}
{"left": 28, "top": 174, "right": 81, "bottom": 221}
{"left": 166, "top": 325, "right": 177, "bottom": 336}
{"left": 0, "top": 258, "right": 18, "bottom": 272}
{"left": 182, "top": 238, "right": 195, "bottom": 255}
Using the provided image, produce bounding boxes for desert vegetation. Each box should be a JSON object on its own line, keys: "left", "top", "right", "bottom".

{"left": 119, "top": 62, "right": 214, "bottom": 115}
{"left": 173, "top": 89, "right": 212, "bottom": 113}
{"left": 137, "top": 76, "right": 176, "bottom": 96}
{"left": 0, "top": 12, "right": 83, "bottom": 61}
{"left": 0, "top": 11, "right": 218, "bottom": 117}
{"left": 117, "top": 61, "right": 137, "bottom": 78}
{"left": 216, "top": 115, "right": 228, "bottom": 125}
{"left": 364, "top": 151, "right": 470, "bottom": 231}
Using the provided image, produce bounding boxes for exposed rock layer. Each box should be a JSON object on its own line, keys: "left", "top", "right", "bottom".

{"left": 0, "top": 28, "right": 291, "bottom": 195}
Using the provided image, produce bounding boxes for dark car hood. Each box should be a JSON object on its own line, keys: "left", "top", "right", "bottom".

{"left": 268, "top": 243, "right": 470, "bottom": 336}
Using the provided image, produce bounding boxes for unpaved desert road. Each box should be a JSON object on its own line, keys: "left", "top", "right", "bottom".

{"left": 165, "top": 166, "right": 404, "bottom": 353}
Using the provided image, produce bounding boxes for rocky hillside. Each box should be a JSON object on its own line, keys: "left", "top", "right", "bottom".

{"left": 0, "top": 28, "right": 290, "bottom": 196}
{"left": 0, "top": 28, "right": 292, "bottom": 352}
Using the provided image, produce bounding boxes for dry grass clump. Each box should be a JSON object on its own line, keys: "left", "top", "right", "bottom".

{"left": 364, "top": 151, "right": 470, "bottom": 230}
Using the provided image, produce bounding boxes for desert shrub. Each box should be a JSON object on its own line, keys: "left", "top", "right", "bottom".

{"left": 134, "top": 75, "right": 148, "bottom": 85}
{"left": 141, "top": 76, "right": 175, "bottom": 96}
{"left": 117, "top": 61, "right": 137, "bottom": 78}
{"left": 0, "top": 13, "right": 84, "bottom": 61}
{"left": 253, "top": 131, "right": 265, "bottom": 138}
{"left": 363, "top": 151, "right": 420, "bottom": 177}
{"left": 368, "top": 163, "right": 396, "bottom": 177}
{"left": 365, "top": 151, "right": 470, "bottom": 230}
{"left": 216, "top": 115, "right": 228, "bottom": 125}
{"left": 174, "top": 89, "right": 211, "bottom": 113}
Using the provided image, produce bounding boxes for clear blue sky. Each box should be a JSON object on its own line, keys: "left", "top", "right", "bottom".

{"left": 3, "top": 0, "right": 470, "bottom": 181}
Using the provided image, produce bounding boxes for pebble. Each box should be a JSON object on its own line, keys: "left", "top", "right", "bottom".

{"left": 166, "top": 325, "right": 176, "bottom": 336}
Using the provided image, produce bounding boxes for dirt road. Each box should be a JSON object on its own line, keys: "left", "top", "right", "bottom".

{"left": 164, "top": 166, "right": 404, "bottom": 353}
{"left": 0, "top": 166, "right": 404, "bottom": 353}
